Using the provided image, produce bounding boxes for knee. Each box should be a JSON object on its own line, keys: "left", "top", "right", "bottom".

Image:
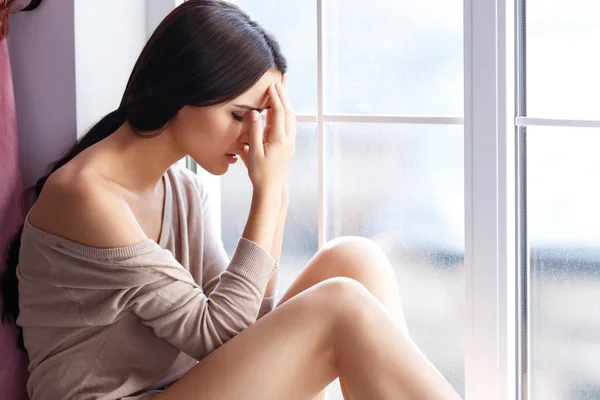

{"left": 312, "top": 277, "right": 374, "bottom": 315}
{"left": 318, "top": 236, "right": 394, "bottom": 279}
{"left": 311, "top": 277, "right": 387, "bottom": 330}
{"left": 321, "top": 236, "right": 385, "bottom": 262}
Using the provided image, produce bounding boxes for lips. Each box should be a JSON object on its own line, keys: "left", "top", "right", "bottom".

{"left": 225, "top": 154, "right": 238, "bottom": 164}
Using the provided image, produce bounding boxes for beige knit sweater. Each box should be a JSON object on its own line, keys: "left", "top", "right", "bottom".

{"left": 16, "top": 166, "right": 278, "bottom": 400}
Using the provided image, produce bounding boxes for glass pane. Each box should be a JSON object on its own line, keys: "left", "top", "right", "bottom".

{"left": 528, "top": 127, "right": 600, "bottom": 399}
{"left": 527, "top": 0, "right": 600, "bottom": 119}
{"left": 325, "top": 123, "right": 465, "bottom": 397}
{"left": 324, "top": 0, "right": 463, "bottom": 116}
{"left": 220, "top": 124, "right": 319, "bottom": 296}
{"left": 229, "top": 0, "right": 317, "bottom": 114}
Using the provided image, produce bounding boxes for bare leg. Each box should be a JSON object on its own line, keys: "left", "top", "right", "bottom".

{"left": 156, "top": 277, "right": 461, "bottom": 400}
{"left": 278, "top": 237, "right": 408, "bottom": 333}
{"left": 276, "top": 237, "right": 423, "bottom": 399}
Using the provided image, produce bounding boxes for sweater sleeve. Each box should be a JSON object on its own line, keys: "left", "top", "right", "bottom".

{"left": 130, "top": 238, "right": 277, "bottom": 360}
{"left": 257, "top": 295, "right": 277, "bottom": 319}
{"left": 197, "top": 174, "right": 235, "bottom": 296}
{"left": 195, "top": 172, "right": 279, "bottom": 320}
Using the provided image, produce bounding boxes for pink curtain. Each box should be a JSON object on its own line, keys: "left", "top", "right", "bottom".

{"left": 0, "top": 32, "right": 30, "bottom": 400}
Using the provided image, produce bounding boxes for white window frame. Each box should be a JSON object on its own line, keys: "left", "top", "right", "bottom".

{"left": 146, "top": 1, "right": 521, "bottom": 399}
{"left": 464, "top": 0, "right": 517, "bottom": 399}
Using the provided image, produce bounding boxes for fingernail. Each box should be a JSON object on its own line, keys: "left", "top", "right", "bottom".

{"left": 251, "top": 110, "right": 259, "bottom": 121}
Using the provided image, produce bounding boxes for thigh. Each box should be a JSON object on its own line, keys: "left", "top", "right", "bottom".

{"left": 155, "top": 278, "right": 356, "bottom": 400}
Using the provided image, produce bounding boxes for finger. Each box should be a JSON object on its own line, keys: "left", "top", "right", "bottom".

{"left": 275, "top": 81, "right": 294, "bottom": 116}
{"left": 267, "top": 83, "right": 285, "bottom": 141}
{"left": 288, "top": 115, "right": 297, "bottom": 144}
{"left": 266, "top": 107, "right": 273, "bottom": 127}
{"left": 247, "top": 110, "right": 264, "bottom": 156}
{"left": 275, "top": 81, "right": 296, "bottom": 139}
{"left": 239, "top": 144, "right": 250, "bottom": 167}
{"left": 263, "top": 125, "right": 273, "bottom": 143}
{"left": 276, "top": 81, "right": 292, "bottom": 109}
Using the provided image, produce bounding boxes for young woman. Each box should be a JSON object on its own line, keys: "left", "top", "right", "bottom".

{"left": 0, "top": 1, "right": 462, "bottom": 399}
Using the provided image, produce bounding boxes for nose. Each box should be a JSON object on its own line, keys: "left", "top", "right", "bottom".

{"left": 238, "top": 128, "right": 250, "bottom": 145}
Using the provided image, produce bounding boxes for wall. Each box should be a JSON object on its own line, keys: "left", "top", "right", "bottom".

{"left": 8, "top": 0, "right": 76, "bottom": 190}
{"left": 74, "top": 0, "right": 147, "bottom": 136}
{"left": 8, "top": 0, "right": 174, "bottom": 191}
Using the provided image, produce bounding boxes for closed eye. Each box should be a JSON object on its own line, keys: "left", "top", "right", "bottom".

{"left": 232, "top": 112, "right": 244, "bottom": 122}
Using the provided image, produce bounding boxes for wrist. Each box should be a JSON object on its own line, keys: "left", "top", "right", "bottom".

{"left": 254, "top": 183, "right": 282, "bottom": 199}
{"left": 252, "top": 186, "right": 282, "bottom": 210}
{"left": 281, "top": 185, "right": 289, "bottom": 209}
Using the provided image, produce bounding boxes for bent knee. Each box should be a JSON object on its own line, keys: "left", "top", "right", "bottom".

{"left": 309, "top": 277, "right": 387, "bottom": 330}
{"left": 321, "top": 236, "right": 386, "bottom": 262}
{"left": 318, "top": 276, "right": 369, "bottom": 294}
{"left": 318, "top": 236, "right": 394, "bottom": 277}
{"left": 310, "top": 277, "right": 373, "bottom": 311}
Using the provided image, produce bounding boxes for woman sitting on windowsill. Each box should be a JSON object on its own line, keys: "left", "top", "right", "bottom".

{"left": 1, "top": 1, "right": 461, "bottom": 399}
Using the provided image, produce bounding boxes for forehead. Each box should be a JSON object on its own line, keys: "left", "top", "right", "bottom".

{"left": 231, "top": 69, "right": 282, "bottom": 109}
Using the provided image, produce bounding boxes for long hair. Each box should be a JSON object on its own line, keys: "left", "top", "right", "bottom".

{"left": 0, "top": 0, "right": 287, "bottom": 351}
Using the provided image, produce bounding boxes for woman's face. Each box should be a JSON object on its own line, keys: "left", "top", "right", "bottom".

{"left": 170, "top": 69, "right": 283, "bottom": 175}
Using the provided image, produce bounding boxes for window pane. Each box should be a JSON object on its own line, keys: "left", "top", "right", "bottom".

{"left": 229, "top": 0, "right": 317, "bottom": 114}
{"left": 528, "top": 127, "right": 600, "bottom": 399}
{"left": 220, "top": 124, "right": 319, "bottom": 295}
{"left": 325, "top": 123, "right": 465, "bottom": 397}
{"left": 324, "top": 0, "right": 463, "bottom": 116}
{"left": 527, "top": 0, "right": 600, "bottom": 120}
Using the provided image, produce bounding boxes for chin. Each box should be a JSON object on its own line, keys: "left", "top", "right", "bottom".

{"left": 205, "top": 162, "right": 229, "bottom": 176}
{"left": 187, "top": 157, "right": 228, "bottom": 176}
{"left": 214, "top": 166, "right": 229, "bottom": 176}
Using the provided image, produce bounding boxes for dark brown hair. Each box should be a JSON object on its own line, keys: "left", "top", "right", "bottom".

{"left": 1, "top": 0, "right": 287, "bottom": 351}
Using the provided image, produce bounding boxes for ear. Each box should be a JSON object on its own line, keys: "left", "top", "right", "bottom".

{"left": 281, "top": 74, "right": 287, "bottom": 88}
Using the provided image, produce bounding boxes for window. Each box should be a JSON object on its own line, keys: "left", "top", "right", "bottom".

{"left": 519, "top": 1, "right": 600, "bottom": 399}
{"left": 527, "top": 128, "right": 600, "bottom": 400}
{"left": 219, "top": 1, "right": 465, "bottom": 398}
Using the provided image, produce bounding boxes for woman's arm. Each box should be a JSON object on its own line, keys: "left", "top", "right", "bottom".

{"left": 241, "top": 186, "right": 281, "bottom": 255}
{"left": 264, "top": 183, "right": 289, "bottom": 297}
{"left": 195, "top": 169, "right": 278, "bottom": 322}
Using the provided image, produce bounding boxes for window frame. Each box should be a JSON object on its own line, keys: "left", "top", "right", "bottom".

{"left": 464, "top": 0, "right": 517, "bottom": 399}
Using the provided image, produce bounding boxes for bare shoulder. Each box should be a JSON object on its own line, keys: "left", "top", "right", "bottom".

{"left": 28, "top": 167, "right": 147, "bottom": 248}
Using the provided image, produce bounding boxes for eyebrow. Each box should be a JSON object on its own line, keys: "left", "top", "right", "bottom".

{"left": 233, "top": 104, "right": 271, "bottom": 112}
